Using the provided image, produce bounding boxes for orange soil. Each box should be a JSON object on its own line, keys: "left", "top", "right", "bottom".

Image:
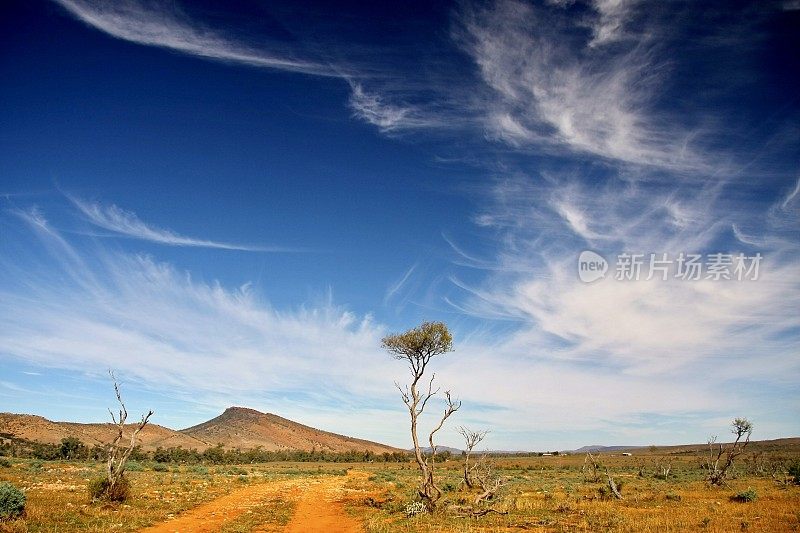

{"left": 138, "top": 472, "right": 366, "bottom": 533}
{"left": 282, "top": 472, "right": 366, "bottom": 533}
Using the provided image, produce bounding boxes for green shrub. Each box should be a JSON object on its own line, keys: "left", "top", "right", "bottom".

{"left": 29, "top": 459, "right": 43, "bottom": 471}
{"left": 731, "top": 487, "right": 757, "bottom": 503}
{"left": 788, "top": 461, "right": 800, "bottom": 485}
{"left": 126, "top": 461, "right": 144, "bottom": 472}
{"left": 88, "top": 476, "right": 130, "bottom": 502}
{"left": 152, "top": 463, "right": 169, "bottom": 472}
{"left": 441, "top": 481, "right": 457, "bottom": 492}
{"left": 0, "top": 482, "right": 26, "bottom": 519}
{"left": 189, "top": 465, "right": 209, "bottom": 475}
{"left": 0, "top": 458, "right": 11, "bottom": 468}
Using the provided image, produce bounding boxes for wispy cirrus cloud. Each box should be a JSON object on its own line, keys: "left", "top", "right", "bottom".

{"left": 348, "top": 83, "right": 437, "bottom": 133}
{"left": 454, "top": 0, "right": 705, "bottom": 169}
{"left": 384, "top": 262, "right": 418, "bottom": 304}
{"left": 68, "top": 196, "right": 294, "bottom": 252}
{"left": 587, "top": 0, "right": 638, "bottom": 47}
{"left": 49, "top": 0, "right": 786, "bottom": 176}
{"left": 2, "top": 206, "right": 771, "bottom": 448}
{"left": 51, "top": 0, "right": 453, "bottom": 135}
{"left": 52, "top": 0, "right": 341, "bottom": 76}
{"left": 451, "top": 174, "right": 800, "bottom": 379}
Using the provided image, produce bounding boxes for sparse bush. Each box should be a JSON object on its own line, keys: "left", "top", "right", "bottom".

{"left": 152, "top": 463, "right": 169, "bottom": 472}
{"left": 665, "top": 492, "right": 682, "bottom": 501}
{"left": 60, "top": 437, "right": 86, "bottom": 460}
{"left": 0, "top": 482, "right": 26, "bottom": 519}
{"left": 88, "top": 475, "right": 130, "bottom": 502}
{"left": 189, "top": 465, "right": 209, "bottom": 475}
{"left": 731, "top": 487, "right": 757, "bottom": 503}
{"left": 788, "top": 461, "right": 800, "bottom": 485}
{"left": 126, "top": 461, "right": 144, "bottom": 472}
{"left": 0, "top": 458, "right": 11, "bottom": 468}
{"left": 28, "top": 459, "right": 43, "bottom": 471}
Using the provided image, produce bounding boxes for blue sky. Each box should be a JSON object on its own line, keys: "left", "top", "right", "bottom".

{"left": 0, "top": 0, "right": 798, "bottom": 450}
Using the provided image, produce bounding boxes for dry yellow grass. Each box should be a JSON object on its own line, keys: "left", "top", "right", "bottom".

{"left": 2, "top": 452, "right": 799, "bottom": 532}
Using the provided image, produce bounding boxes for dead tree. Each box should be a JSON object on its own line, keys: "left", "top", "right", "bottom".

{"left": 457, "top": 426, "right": 488, "bottom": 489}
{"left": 472, "top": 454, "right": 509, "bottom": 506}
{"left": 100, "top": 372, "right": 153, "bottom": 500}
{"left": 605, "top": 468, "right": 624, "bottom": 499}
{"left": 583, "top": 452, "right": 601, "bottom": 482}
{"left": 706, "top": 417, "right": 752, "bottom": 485}
{"left": 654, "top": 457, "right": 672, "bottom": 479}
{"left": 383, "top": 321, "right": 461, "bottom": 511}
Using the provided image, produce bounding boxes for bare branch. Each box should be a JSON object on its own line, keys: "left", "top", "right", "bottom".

{"left": 418, "top": 373, "right": 439, "bottom": 415}
{"left": 458, "top": 426, "right": 489, "bottom": 488}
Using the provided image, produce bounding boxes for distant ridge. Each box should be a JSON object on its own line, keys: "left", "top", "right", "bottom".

{"left": 413, "top": 445, "right": 464, "bottom": 455}
{"left": 0, "top": 412, "right": 211, "bottom": 451}
{"left": 0, "top": 407, "right": 400, "bottom": 453}
{"left": 569, "top": 438, "right": 800, "bottom": 455}
{"left": 571, "top": 445, "right": 644, "bottom": 453}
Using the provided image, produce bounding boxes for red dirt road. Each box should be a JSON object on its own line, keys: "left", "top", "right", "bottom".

{"left": 138, "top": 472, "right": 366, "bottom": 533}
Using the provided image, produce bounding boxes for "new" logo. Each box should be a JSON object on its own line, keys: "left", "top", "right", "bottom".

{"left": 578, "top": 250, "right": 608, "bottom": 283}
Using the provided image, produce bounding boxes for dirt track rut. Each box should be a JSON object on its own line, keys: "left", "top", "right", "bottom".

{"left": 138, "top": 471, "right": 365, "bottom": 533}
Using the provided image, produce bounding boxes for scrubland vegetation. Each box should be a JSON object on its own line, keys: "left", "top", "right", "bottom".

{"left": 0, "top": 446, "right": 798, "bottom": 532}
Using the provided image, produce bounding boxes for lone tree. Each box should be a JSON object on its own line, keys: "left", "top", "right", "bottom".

{"left": 457, "top": 426, "right": 488, "bottom": 489}
{"left": 382, "top": 321, "right": 460, "bottom": 511}
{"left": 91, "top": 372, "right": 153, "bottom": 502}
{"left": 706, "top": 417, "right": 753, "bottom": 485}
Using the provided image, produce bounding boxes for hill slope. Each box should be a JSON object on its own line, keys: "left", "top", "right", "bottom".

{"left": 0, "top": 413, "right": 211, "bottom": 451}
{"left": 180, "top": 407, "right": 400, "bottom": 453}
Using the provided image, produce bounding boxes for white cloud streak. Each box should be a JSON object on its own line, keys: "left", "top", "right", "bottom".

{"left": 455, "top": 0, "right": 705, "bottom": 169}
{"left": 51, "top": 0, "right": 451, "bottom": 135}
{"left": 384, "top": 262, "right": 418, "bottom": 304}
{"left": 69, "top": 196, "right": 293, "bottom": 252}
{"left": 348, "top": 82, "right": 446, "bottom": 132}
{"left": 52, "top": 0, "right": 341, "bottom": 76}
{"left": 587, "top": 0, "right": 638, "bottom": 47}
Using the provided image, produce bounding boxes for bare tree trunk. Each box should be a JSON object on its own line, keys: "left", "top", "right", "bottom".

{"left": 605, "top": 468, "right": 623, "bottom": 500}
{"left": 103, "top": 372, "right": 152, "bottom": 500}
